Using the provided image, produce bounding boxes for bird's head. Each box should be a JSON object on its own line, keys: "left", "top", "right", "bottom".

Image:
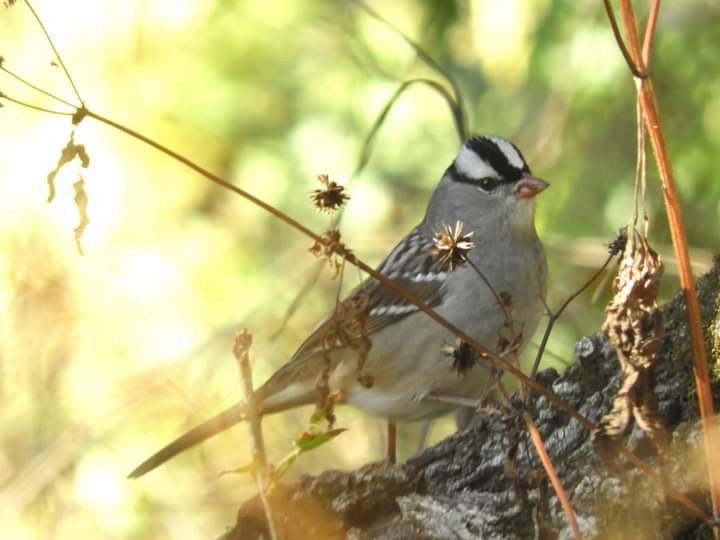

{"left": 426, "top": 135, "right": 549, "bottom": 235}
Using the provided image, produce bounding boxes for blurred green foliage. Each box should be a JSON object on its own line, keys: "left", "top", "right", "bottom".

{"left": 0, "top": 0, "right": 718, "bottom": 538}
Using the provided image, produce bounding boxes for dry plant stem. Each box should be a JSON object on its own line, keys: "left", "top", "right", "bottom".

{"left": 78, "top": 108, "right": 711, "bottom": 523}
{"left": 523, "top": 412, "right": 582, "bottom": 540}
{"left": 602, "top": 0, "right": 646, "bottom": 78}
{"left": 0, "top": 92, "right": 74, "bottom": 115}
{"left": 641, "top": 0, "right": 660, "bottom": 67}
{"left": 23, "top": 0, "right": 84, "bottom": 105}
{"left": 496, "top": 377, "right": 581, "bottom": 539}
{"left": 611, "top": 0, "right": 720, "bottom": 528}
{"left": 234, "top": 331, "right": 279, "bottom": 540}
{"left": 530, "top": 251, "right": 616, "bottom": 378}
{"left": 84, "top": 109, "right": 320, "bottom": 240}
{"left": 0, "top": 65, "right": 77, "bottom": 108}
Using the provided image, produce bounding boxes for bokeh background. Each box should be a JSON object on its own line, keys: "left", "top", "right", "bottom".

{"left": 0, "top": 0, "right": 718, "bottom": 538}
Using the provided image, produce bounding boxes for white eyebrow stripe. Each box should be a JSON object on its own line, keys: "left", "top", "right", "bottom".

{"left": 486, "top": 136, "right": 526, "bottom": 170}
{"left": 455, "top": 146, "right": 498, "bottom": 179}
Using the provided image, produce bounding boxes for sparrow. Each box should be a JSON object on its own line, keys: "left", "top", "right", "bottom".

{"left": 129, "top": 134, "right": 548, "bottom": 478}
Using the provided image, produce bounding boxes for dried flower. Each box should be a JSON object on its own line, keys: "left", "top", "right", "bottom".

{"left": 312, "top": 174, "right": 349, "bottom": 213}
{"left": 443, "top": 339, "right": 478, "bottom": 375}
{"left": 309, "top": 228, "right": 348, "bottom": 274}
{"left": 608, "top": 227, "right": 628, "bottom": 256}
{"left": 432, "top": 221, "right": 475, "bottom": 271}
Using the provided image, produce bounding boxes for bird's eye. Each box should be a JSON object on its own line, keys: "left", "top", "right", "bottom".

{"left": 478, "top": 177, "right": 499, "bottom": 191}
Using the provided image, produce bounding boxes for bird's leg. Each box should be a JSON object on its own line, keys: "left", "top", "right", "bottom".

{"left": 387, "top": 418, "right": 397, "bottom": 464}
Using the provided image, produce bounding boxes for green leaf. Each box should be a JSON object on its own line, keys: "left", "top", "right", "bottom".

{"left": 293, "top": 428, "right": 347, "bottom": 452}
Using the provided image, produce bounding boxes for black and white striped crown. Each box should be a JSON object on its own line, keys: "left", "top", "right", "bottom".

{"left": 449, "top": 135, "right": 530, "bottom": 186}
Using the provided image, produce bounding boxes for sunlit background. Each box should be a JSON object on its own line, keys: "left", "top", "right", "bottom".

{"left": 1, "top": 0, "right": 718, "bottom": 538}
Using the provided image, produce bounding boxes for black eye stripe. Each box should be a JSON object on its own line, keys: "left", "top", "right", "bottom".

{"left": 448, "top": 164, "right": 512, "bottom": 188}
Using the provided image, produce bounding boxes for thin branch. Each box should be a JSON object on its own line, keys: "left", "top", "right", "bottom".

{"left": 641, "top": 0, "right": 661, "bottom": 68}
{"left": 0, "top": 91, "right": 74, "bottom": 115}
{"left": 602, "top": 0, "right": 646, "bottom": 78}
{"left": 523, "top": 412, "right": 582, "bottom": 540}
{"left": 0, "top": 64, "right": 78, "bottom": 108}
{"left": 23, "top": 0, "right": 84, "bottom": 104}
{"left": 618, "top": 0, "right": 644, "bottom": 68}
{"left": 530, "top": 250, "right": 617, "bottom": 378}
{"left": 234, "top": 330, "right": 279, "bottom": 540}
{"left": 84, "top": 108, "right": 321, "bottom": 241}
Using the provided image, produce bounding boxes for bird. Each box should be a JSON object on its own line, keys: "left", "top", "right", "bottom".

{"left": 129, "top": 134, "right": 548, "bottom": 478}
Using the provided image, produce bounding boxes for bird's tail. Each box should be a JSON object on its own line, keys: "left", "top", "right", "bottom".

{"left": 128, "top": 403, "right": 245, "bottom": 478}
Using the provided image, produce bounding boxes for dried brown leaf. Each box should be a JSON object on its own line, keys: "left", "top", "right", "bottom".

{"left": 594, "top": 234, "right": 667, "bottom": 460}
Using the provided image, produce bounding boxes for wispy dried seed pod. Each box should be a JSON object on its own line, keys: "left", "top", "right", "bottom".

{"left": 443, "top": 339, "right": 478, "bottom": 375}
{"left": 608, "top": 227, "right": 628, "bottom": 256}
{"left": 309, "top": 228, "right": 348, "bottom": 274}
{"left": 432, "top": 221, "right": 475, "bottom": 271}
{"left": 312, "top": 174, "right": 350, "bottom": 213}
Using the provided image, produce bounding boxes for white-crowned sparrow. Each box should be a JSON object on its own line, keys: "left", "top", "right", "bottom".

{"left": 129, "top": 135, "right": 548, "bottom": 478}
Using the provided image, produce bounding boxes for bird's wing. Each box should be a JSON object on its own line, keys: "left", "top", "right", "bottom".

{"left": 290, "top": 226, "right": 447, "bottom": 363}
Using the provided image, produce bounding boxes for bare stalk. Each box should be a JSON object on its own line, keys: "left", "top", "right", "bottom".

{"left": 524, "top": 412, "right": 582, "bottom": 539}
{"left": 530, "top": 250, "right": 617, "bottom": 378}
{"left": 0, "top": 91, "right": 74, "bottom": 115}
{"left": 234, "top": 330, "right": 279, "bottom": 540}
{"left": 0, "top": 63, "right": 78, "bottom": 108}
{"left": 23, "top": 0, "right": 84, "bottom": 105}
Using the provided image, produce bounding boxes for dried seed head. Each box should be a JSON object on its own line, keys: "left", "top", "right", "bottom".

{"left": 608, "top": 227, "right": 628, "bottom": 256}
{"left": 309, "top": 228, "right": 347, "bottom": 274}
{"left": 312, "top": 174, "right": 349, "bottom": 213}
{"left": 432, "top": 221, "right": 475, "bottom": 271}
{"left": 443, "top": 339, "right": 478, "bottom": 375}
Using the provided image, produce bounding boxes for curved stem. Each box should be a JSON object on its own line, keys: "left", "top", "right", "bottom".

{"left": 23, "top": 0, "right": 84, "bottom": 105}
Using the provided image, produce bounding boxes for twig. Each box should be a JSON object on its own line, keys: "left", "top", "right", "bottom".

{"left": 0, "top": 91, "right": 74, "bottom": 115}
{"left": 602, "top": 0, "right": 646, "bottom": 78}
{"left": 233, "top": 330, "right": 279, "bottom": 540}
{"left": 641, "top": 0, "right": 661, "bottom": 68}
{"left": 530, "top": 250, "right": 617, "bottom": 377}
{"left": 465, "top": 258, "right": 525, "bottom": 400}
{"left": 523, "top": 411, "right": 582, "bottom": 540}
{"left": 0, "top": 64, "right": 78, "bottom": 108}
{"left": 23, "top": 1, "right": 84, "bottom": 105}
